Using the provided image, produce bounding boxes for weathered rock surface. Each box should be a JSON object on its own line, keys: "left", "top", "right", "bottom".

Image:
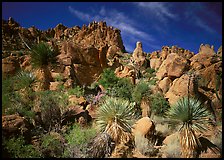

{"left": 132, "top": 41, "right": 146, "bottom": 66}
{"left": 165, "top": 74, "right": 198, "bottom": 105}
{"left": 158, "top": 77, "right": 172, "bottom": 94}
{"left": 156, "top": 53, "right": 188, "bottom": 80}
{"left": 150, "top": 58, "right": 162, "bottom": 70}
{"left": 2, "top": 55, "right": 20, "bottom": 75}
{"left": 2, "top": 114, "right": 31, "bottom": 137}
{"left": 132, "top": 117, "right": 155, "bottom": 137}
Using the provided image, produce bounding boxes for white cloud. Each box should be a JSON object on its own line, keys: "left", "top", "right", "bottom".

{"left": 195, "top": 18, "right": 215, "bottom": 33}
{"left": 135, "top": 2, "right": 177, "bottom": 23}
{"left": 68, "top": 6, "right": 91, "bottom": 21}
{"left": 99, "top": 7, "right": 106, "bottom": 16}
{"left": 68, "top": 5, "right": 157, "bottom": 52}
{"left": 183, "top": 3, "right": 216, "bottom": 34}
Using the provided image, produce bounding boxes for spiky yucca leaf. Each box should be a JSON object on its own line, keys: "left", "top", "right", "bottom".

{"left": 96, "top": 97, "right": 136, "bottom": 143}
{"left": 30, "top": 42, "right": 56, "bottom": 68}
{"left": 166, "top": 97, "right": 213, "bottom": 133}
{"left": 166, "top": 97, "right": 214, "bottom": 158}
{"left": 14, "top": 70, "right": 36, "bottom": 90}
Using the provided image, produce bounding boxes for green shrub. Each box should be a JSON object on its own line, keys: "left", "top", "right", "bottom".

{"left": 36, "top": 90, "right": 61, "bottom": 131}
{"left": 98, "top": 68, "right": 119, "bottom": 89}
{"left": 2, "top": 76, "right": 14, "bottom": 113}
{"left": 55, "top": 74, "right": 64, "bottom": 82}
{"left": 63, "top": 123, "right": 97, "bottom": 157}
{"left": 110, "top": 78, "right": 134, "bottom": 101}
{"left": 67, "top": 85, "right": 85, "bottom": 97}
{"left": 148, "top": 78, "right": 157, "bottom": 85}
{"left": 150, "top": 93, "right": 170, "bottom": 117}
{"left": 3, "top": 136, "right": 42, "bottom": 158}
{"left": 132, "top": 80, "right": 151, "bottom": 104}
{"left": 41, "top": 132, "right": 64, "bottom": 158}
{"left": 98, "top": 68, "right": 134, "bottom": 101}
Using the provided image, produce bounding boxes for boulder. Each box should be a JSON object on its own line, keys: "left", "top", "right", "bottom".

{"left": 190, "top": 44, "right": 218, "bottom": 68}
{"left": 2, "top": 114, "right": 31, "bottom": 137}
{"left": 150, "top": 58, "right": 162, "bottom": 70}
{"left": 161, "top": 132, "right": 181, "bottom": 158}
{"left": 132, "top": 117, "right": 155, "bottom": 138}
{"left": 61, "top": 105, "right": 91, "bottom": 126}
{"left": 73, "top": 64, "right": 103, "bottom": 86}
{"left": 158, "top": 77, "right": 172, "bottom": 94}
{"left": 106, "top": 45, "right": 122, "bottom": 60}
{"left": 156, "top": 53, "right": 188, "bottom": 80}
{"left": 150, "top": 51, "right": 159, "bottom": 59}
{"left": 68, "top": 95, "right": 87, "bottom": 106}
{"left": 165, "top": 74, "right": 198, "bottom": 106}
{"left": 197, "top": 61, "right": 222, "bottom": 90}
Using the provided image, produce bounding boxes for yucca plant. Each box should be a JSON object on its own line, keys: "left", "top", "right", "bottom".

{"left": 166, "top": 97, "right": 214, "bottom": 158}
{"left": 30, "top": 42, "right": 57, "bottom": 90}
{"left": 30, "top": 42, "right": 57, "bottom": 68}
{"left": 14, "top": 70, "right": 36, "bottom": 90}
{"left": 96, "top": 97, "right": 137, "bottom": 144}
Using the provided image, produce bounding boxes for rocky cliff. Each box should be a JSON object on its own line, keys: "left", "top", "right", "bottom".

{"left": 2, "top": 17, "right": 125, "bottom": 85}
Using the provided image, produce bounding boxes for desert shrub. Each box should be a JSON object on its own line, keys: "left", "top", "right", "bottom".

{"left": 110, "top": 77, "right": 134, "bottom": 101}
{"left": 143, "top": 68, "right": 156, "bottom": 79}
{"left": 132, "top": 80, "right": 151, "bottom": 104}
{"left": 98, "top": 68, "right": 134, "bottom": 101}
{"left": 149, "top": 93, "right": 170, "bottom": 117}
{"left": 63, "top": 123, "right": 97, "bottom": 158}
{"left": 55, "top": 74, "right": 64, "bottom": 82}
{"left": 134, "top": 133, "right": 159, "bottom": 157}
{"left": 3, "top": 136, "right": 42, "bottom": 158}
{"left": 41, "top": 132, "right": 65, "bottom": 158}
{"left": 148, "top": 78, "right": 157, "bottom": 85}
{"left": 98, "top": 68, "right": 119, "bottom": 89}
{"left": 2, "top": 76, "right": 15, "bottom": 114}
{"left": 36, "top": 90, "right": 61, "bottom": 131}
{"left": 2, "top": 75, "right": 35, "bottom": 120}
{"left": 67, "top": 85, "right": 85, "bottom": 97}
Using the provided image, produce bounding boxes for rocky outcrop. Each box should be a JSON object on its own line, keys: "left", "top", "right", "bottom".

{"left": 2, "top": 18, "right": 125, "bottom": 83}
{"left": 132, "top": 41, "right": 146, "bottom": 66}
{"left": 2, "top": 114, "right": 31, "bottom": 137}
{"left": 150, "top": 58, "right": 162, "bottom": 70}
{"left": 196, "top": 61, "right": 222, "bottom": 90}
{"left": 156, "top": 53, "right": 189, "bottom": 80}
{"left": 190, "top": 44, "right": 219, "bottom": 68}
{"left": 158, "top": 77, "right": 172, "bottom": 94}
{"left": 2, "top": 55, "right": 20, "bottom": 76}
{"left": 165, "top": 74, "right": 198, "bottom": 105}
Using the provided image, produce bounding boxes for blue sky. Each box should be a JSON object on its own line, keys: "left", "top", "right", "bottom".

{"left": 2, "top": 2, "right": 222, "bottom": 53}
